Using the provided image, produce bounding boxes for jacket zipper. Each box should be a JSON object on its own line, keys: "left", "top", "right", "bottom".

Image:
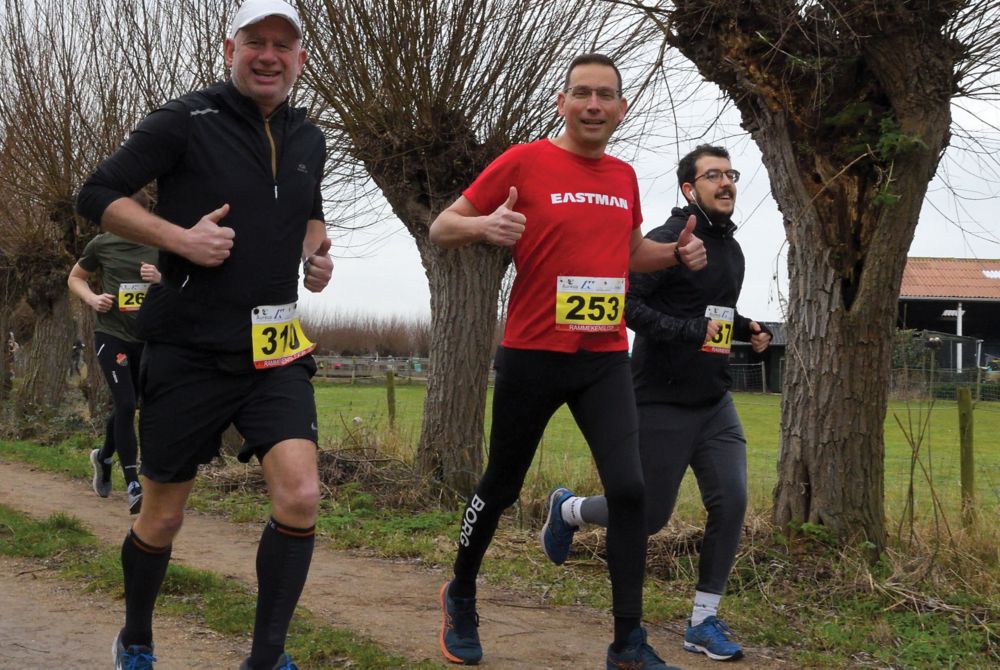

{"left": 264, "top": 116, "right": 278, "bottom": 200}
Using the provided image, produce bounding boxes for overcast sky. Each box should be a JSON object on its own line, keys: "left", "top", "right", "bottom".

{"left": 299, "top": 94, "right": 1000, "bottom": 327}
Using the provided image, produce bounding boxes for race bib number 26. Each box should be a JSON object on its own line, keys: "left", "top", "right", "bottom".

{"left": 118, "top": 282, "right": 150, "bottom": 312}
{"left": 250, "top": 303, "right": 315, "bottom": 369}
{"left": 555, "top": 276, "right": 625, "bottom": 332}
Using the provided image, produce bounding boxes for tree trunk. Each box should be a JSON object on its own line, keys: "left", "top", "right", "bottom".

{"left": 15, "top": 291, "right": 74, "bottom": 418}
{"left": 755, "top": 107, "right": 950, "bottom": 550}
{"left": 220, "top": 424, "right": 244, "bottom": 457}
{"left": 417, "top": 242, "right": 509, "bottom": 497}
{"left": 663, "top": 0, "right": 960, "bottom": 550}
{"left": 0, "top": 308, "right": 11, "bottom": 400}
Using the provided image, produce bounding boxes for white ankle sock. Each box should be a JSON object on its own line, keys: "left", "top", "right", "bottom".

{"left": 690, "top": 590, "right": 721, "bottom": 627}
{"left": 560, "top": 496, "right": 586, "bottom": 527}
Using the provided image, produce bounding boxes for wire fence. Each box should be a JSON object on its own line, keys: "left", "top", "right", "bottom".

{"left": 891, "top": 365, "right": 1000, "bottom": 402}
{"left": 312, "top": 356, "right": 1000, "bottom": 403}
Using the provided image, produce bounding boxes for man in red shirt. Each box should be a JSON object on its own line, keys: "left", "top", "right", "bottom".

{"left": 430, "top": 53, "right": 707, "bottom": 669}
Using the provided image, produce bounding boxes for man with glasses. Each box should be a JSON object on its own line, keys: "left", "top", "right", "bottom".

{"left": 430, "top": 54, "right": 706, "bottom": 669}
{"left": 542, "top": 144, "right": 771, "bottom": 662}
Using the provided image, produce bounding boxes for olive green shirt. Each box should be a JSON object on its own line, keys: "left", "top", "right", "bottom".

{"left": 77, "top": 233, "right": 159, "bottom": 342}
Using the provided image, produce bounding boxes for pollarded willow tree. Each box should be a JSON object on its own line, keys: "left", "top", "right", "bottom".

{"left": 299, "top": 0, "right": 666, "bottom": 496}
{"left": 0, "top": 0, "right": 242, "bottom": 419}
{"left": 642, "top": 0, "right": 1000, "bottom": 548}
{"left": 0, "top": 0, "right": 106, "bottom": 416}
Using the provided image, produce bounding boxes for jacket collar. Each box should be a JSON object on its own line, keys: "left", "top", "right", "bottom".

{"left": 218, "top": 80, "right": 290, "bottom": 123}
{"left": 673, "top": 204, "right": 737, "bottom": 239}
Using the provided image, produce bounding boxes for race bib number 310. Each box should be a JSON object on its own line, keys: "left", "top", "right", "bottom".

{"left": 555, "top": 276, "right": 625, "bottom": 332}
{"left": 250, "top": 303, "right": 315, "bottom": 369}
{"left": 702, "top": 305, "right": 735, "bottom": 354}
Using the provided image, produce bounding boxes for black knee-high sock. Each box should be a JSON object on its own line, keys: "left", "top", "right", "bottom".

{"left": 121, "top": 528, "right": 171, "bottom": 648}
{"left": 248, "top": 518, "right": 315, "bottom": 669}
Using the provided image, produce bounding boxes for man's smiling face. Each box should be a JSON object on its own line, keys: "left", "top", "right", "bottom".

{"left": 556, "top": 63, "right": 627, "bottom": 157}
{"left": 686, "top": 155, "right": 737, "bottom": 219}
{"left": 225, "top": 15, "right": 306, "bottom": 117}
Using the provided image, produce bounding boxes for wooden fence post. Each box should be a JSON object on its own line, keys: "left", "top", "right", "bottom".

{"left": 386, "top": 369, "right": 396, "bottom": 428}
{"left": 957, "top": 386, "right": 975, "bottom": 528}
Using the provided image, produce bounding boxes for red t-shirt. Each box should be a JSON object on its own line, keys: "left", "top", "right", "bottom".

{"left": 464, "top": 140, "right": 642, "bottom": 352}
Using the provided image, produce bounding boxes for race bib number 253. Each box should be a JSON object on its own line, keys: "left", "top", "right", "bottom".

{"left": 555, "top": 276, "right": 625, "bottom": 332}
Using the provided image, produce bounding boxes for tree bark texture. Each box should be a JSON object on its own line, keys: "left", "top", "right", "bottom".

{"left": 391, "top": 189, "right": 511, "bottom": 498}
{"left": 0, "top": 309, "right": 11, "bottom": 400}
{"left": 15, "top": 291, "right": 74, "bottom": 418}
{"left": 339, "top": 86, "right": 512, "bottom": 499}
{"left": 666, "top": 1, "right": 962, "bottom": 547}
{"left": 418, "top": 243, "right": 508, "bottom": 496}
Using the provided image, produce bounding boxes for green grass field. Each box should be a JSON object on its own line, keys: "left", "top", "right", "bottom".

{"left": 315, "top": 381, "right": 1000, "bottom": 522}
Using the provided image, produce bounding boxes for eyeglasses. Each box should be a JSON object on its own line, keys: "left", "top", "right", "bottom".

{"left": 693, "top": 169, "right": 740, "bottom": 184}
{"left": 565, "top": 86, "right": 621, "bottom": 101}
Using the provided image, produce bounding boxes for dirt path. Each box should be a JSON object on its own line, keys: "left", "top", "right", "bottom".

{"left": 0, "top": 556, "right": 246, "bottom": 669}
{"left": 0, "top": 460, "right": 790, "bottom": 669}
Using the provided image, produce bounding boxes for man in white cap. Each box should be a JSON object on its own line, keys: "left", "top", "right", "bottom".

{"left": 77, "top": 2, "right": 330, "bottom": 669}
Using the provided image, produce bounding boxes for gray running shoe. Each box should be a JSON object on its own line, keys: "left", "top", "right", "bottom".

{"left": 127, "top": 481, "right": 143, "bottom": 515}
{"left": 113, "top": 629, "right": 156, "bottom": 669}
{"left": 90, "top": 448, "right": 112, "bottom": 498}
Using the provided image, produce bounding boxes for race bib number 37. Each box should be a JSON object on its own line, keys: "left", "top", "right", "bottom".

{"left": 555, "top": 276, "right": 625, "bottom": 332}
{"left": 118, "top": 282, "right": 150, "bottom": 312}
{"left": 702, "top": 305, "right": 735, "bottom": 354}
{"left": 250, "top": 303, "right": 315, "bottom": 369}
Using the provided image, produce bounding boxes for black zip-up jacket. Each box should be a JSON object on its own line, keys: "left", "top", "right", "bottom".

{"left": 77, "top": 81, "right": 326, "bottom": 356}
{"left": 626, "top": 205, "right": 768, "bottom": 406}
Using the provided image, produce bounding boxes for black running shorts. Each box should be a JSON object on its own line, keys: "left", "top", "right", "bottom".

{"left": 138, "top": 343, "right": 319, "bottom": 483}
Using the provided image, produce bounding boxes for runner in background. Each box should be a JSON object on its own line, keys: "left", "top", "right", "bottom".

{"left": 68, "top": 188, "right": 160, "bottom": 514}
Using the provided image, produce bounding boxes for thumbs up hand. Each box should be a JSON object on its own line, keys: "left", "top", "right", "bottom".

{"left": 181, "top": 203, "right": 235, "bottom": 267}
{"left": 482, "top": 186, "right": 526, "bottom": 247}
{"left": 675, "top": 214, "right": 707, "bottom": 270}
{"left": 303, "top": 237, "right": 333, "bottom": 293}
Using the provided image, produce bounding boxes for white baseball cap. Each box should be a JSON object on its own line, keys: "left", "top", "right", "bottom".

{"left": 229, "top": 0, "right": 303, "bottom": 39}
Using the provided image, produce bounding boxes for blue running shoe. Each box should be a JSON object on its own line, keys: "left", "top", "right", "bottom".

{"left": 113, "top": 630, "right": 156, "bottom": 670}
{"left": 684, "top": 616, "right": 743, "bottom": 661}
{"left": 438, "top": 581, "right": 482, "bottom": 665}
{"left": 239, "top": 653, "right": 299, "bottom": 669}
{"left": 607, "top": 627, "right": 680, "bottom": 670}
{"left": 540, "top": 487, "right": 576, "bottom": 565}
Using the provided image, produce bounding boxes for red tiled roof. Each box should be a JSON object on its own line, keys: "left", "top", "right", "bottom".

{"left": 900, "top": 257, "right": 1000, "bottom": 300}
